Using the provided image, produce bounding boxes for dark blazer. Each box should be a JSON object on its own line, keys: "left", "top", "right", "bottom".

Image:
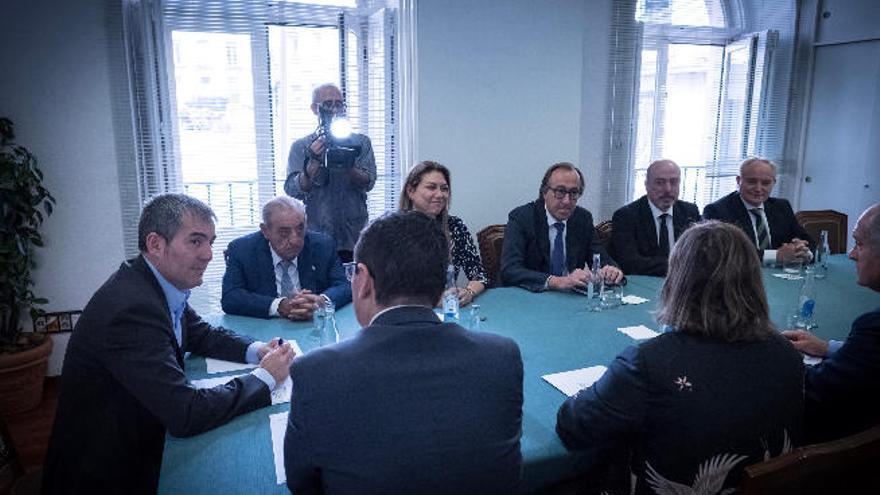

{"left": 221, "top": 230, "right": 351, "bottom": 318}
{"left": 43, "top": 256, "right": 270, "bottom": 495}
{"left": 609, "top": 196, "right": 701, "bottom": 276}
{"left": 556, "top": 332, "right": 804, "bottom": 494}
{"left": 804, "top": 307, "right": 880, "bottom": 443}
{"left": 284, "top": 306, "right": 524, "bottom": 495}
{"left": 500, "top": 199, "right": 617, "bottom": 291}
{"left": 703, "top": 191, "right": 812, "bottom": 252}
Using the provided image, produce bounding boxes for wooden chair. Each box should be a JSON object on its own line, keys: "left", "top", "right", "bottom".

{"left": 596, "top": 220, "right": 613, "bottom": 251}
{"left": 477, "top": 224, "right": 506, "bottom": 287}
{"left": 739, "top": 424, "right": 880, "bottom": 494}
{"left": 795, "top": 209, "right": 848, "bottom": 254}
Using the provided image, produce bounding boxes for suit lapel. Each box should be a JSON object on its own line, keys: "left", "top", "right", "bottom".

{"left": 671, "top": 202, "right": 691, "bottom": 241}
{"left": 131, "top": 256, "right": 185, "bottom": 366}
{"left": 639, "top": 197, "right": 659, "bottom": 248}
{"left": 534, "top": 201, "right": 551, "bottom": 271}
{"left": 297, "top": 234, "right": 316, "bottom": 291}
{"left": 257, "top": 236, "right": 279, "bottom": 296}
{"left": 732, "top": 193, "right": 758, "bottom": 245}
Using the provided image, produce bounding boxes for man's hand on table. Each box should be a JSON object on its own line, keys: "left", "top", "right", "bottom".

{"left": 782, "top": 330, "right": 829, "bottom": 357}
{"left": 259, "top": 341, "right": 296, "bottom": 383}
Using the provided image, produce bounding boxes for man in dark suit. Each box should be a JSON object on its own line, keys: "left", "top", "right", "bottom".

{"left": 784, "top": 203, "right": 880, "bottom": 442}
{"left": 221, "top": 196, "right": 350, "bottom": 320}
{"left": 609, "top": 159, "right": 701, "bottom": 276}
{"left": 703, "top": 157, "right": 813, "bottom": 265}
{"left": 500, "top": 162, "right": 623, "bottom": 292}
{"left": 43, "top": 194, "right": 295, "bottom": 494}
{"left": 284, "top": 211, "right": 524, "bottom": 495}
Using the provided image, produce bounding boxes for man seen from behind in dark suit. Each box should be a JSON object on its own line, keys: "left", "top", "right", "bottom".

{"left": 783, "top": 203, "right": 880, "bottom": 442}
{"left": 609, "top": 159, "right": 700, "bottom": 276}
{"left": 284, "top": 211, "right": 524, "bottom": 495}
{"left": 221, "top": 196, "right": 350, "bottom": 320}
{"left": 43, "top": 194, "right": 296, "bottom": 494}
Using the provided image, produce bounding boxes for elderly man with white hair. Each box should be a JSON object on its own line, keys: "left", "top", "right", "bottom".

{"left": 221, "top": 196, "right": 350, "bottom": 320}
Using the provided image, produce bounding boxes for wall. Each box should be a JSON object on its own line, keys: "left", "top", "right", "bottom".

{"left": 416, "top": 0, "right": 609, "bottom": 231}
{"left": 0, "top": 0, "right": 129, "bottom": 374}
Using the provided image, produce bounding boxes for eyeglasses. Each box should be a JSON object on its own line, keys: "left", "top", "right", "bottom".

{"left": 548, "top": 187, "right": 582, "bottom": 200}
{"left": 343, "top": 261, "right": 359, "bottom": 281}
{"left": 319, "top": 99, "right": 346, "bottom": 111}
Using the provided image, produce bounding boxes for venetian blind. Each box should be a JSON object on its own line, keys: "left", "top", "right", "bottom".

{"left": 608, "top": 0, "right": 798, "bottom": 212}
{"left": 121, "top": 0, "right": 402, "bottom": 312}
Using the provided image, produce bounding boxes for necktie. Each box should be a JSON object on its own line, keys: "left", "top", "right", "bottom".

{"left": 279, "top": 260, "right": 294, "bottom": 296}
{"left": 751, "top": 208, "right": 770, "bottom": 250}
{"left": 658, "top": 213, "right": 670, "bottom": 257}
{"left": 551, "top": 222, "right": 565, "bottom": 276}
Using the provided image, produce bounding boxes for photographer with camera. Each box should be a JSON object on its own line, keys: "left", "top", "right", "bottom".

{"left": 285, "top": 83, "right": 376, "bottom": 263}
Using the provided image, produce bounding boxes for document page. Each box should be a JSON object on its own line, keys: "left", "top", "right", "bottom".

{"left": 543, "top": 366, "right": 608, "bottom": 396}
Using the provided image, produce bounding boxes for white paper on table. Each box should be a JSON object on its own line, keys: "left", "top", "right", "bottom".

{"left": 205, "top": 358, "right": 257, "bottom": 374}
{"left": 621, "top": 295, "right": 649, "bottom": 305}
{"left": 269, "top": 412, "right": 289, "bottom": 485}
{"left": 772, "top": 273, "right": 803, "bottom": 281}
{"left": 543, "top": 366, "right": 608, "bottom": 396}
{"left": 803, "top": 354, "right": 822, "bottom": 366}
{"left": 191, "top": 374, "right": 292, "bottom": 406}
{"left": 205, "top": 340, "right": 303, "bottom": 374}
{"left": 618, "top": 325, "right": 660, "bottom": 340}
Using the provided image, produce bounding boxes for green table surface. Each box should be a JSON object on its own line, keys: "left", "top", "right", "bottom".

{"left": 159, "top": 255, "right": 880, "bottom": 494}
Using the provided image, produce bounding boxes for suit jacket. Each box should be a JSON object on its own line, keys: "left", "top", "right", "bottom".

{"left": 284, "top": 306, "right": 524, "bottom": 495}
{"left": 500, "top": 199, "right": 617, "bottom": 291}
{"left": 43, "top": 256, "right": 270, "bottom": 495}
{"left": 804, "top": 307, "right": 880, "bottom": 443}
{"left": 609, "top": 196, "right": 701, "bottom": 276}
{"left": 703, "top": 191, "right": 812, "bottom": 252}
{"left": 221, "top": 230, "right": 351, "bottom": 318}
{"left": 556, "top": 332, "right": 804, "bottom": 494}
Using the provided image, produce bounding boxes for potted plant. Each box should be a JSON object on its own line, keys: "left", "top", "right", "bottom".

{"left": 0, "top": 117, "right": 55, "bottom": 416}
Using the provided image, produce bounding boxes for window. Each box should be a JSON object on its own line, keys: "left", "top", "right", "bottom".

{"left": 123, "top": 0, "right": 402, "bottom": 311}
{"left": 627, "top": 0, "right": 775, "bottom": 209}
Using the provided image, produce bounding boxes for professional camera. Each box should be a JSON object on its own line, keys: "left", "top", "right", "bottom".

{"left": 316, "top": 106, "right": 360, "bottom": 170}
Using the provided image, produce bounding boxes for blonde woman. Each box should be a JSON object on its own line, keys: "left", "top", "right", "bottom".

{"left": 400, "top": 161, "right": 487, "bottom": 305}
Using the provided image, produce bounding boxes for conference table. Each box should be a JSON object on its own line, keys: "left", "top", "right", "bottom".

{"left": 159, "top": 255, "right": 880, "bottom": 494}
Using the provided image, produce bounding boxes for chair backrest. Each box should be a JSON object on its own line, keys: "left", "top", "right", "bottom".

{"left": 739, "top": 425, "right": 880, "bottom": 494}
{"left": 477, "top": 224, "right": 506, "bottom": 287}
{"left": 595, "top": 220, "right": 613, "bottom": 251}
{"left": 795, "top": 209, "right": 848, "bottom": 254}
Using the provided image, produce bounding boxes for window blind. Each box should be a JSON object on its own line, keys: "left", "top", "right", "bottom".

{"left": 122, "top": 0, "right": 402, "bottom": 312}
{"left": 610, "top": 0, "right": 797, "bottom": 212}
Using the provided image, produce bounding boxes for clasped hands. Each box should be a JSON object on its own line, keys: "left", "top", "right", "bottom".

{"left": 776, "top": 237, "right": 813, "bottom": 264}
{"left": 278, "top": 289, "right": 323, "bottom": 321}
{"left": 781, "top": 329, "right": 829, "bottom": 358}
{"left": 549, "top": 265, "right": 624, "bottom": 291}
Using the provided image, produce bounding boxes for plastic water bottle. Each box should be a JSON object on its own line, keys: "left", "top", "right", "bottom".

{"left": 814, "top": 230, "right": 830, "bottom": 280}
{"left": 795, "top": 269, "right": 817, "bottom": 330}
{"left": 468, "top": 304, "right": 482, "bottom": 331}
{"left": 587, "top": 253, "right": 602, "bottom": 311}
{"left": 318, "top": 300, "right": 339, "bottom": 347}
{"left": 443, "top": 265, "right": 460, "bottom": 322}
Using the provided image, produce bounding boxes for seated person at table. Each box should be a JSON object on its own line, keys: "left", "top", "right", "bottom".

{"left": 284, "top": 211, "right": 524, "bottom": 495}
{"left": 609, "top": 159, "right": 700, "bottom": 276}
{"left": 703, "top": 157, "right": 812, "bottom": 265}
{"left": 501, "top": 162, "right": 623, "bottom": 292}
{"left": 784, "top": 203, "right": 880, "bottom": 443}
{"left": 400, "top": 160, "right": 487, "bottom": 305}
{"left": 221, "top": 196, "right": 350, "bottom": 320}
{"left": 43, "top": 194, "right": 295, "bottom": 494}
{"left": 556, "top": 220, "right": 804, "bottom": 494}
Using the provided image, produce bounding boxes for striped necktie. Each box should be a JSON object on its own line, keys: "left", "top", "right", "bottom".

{"left": 751, "top": 208, "right": 770, "bottom": 250}
{"left": 279, "top": 260, "right": 294, "bottom": 296}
